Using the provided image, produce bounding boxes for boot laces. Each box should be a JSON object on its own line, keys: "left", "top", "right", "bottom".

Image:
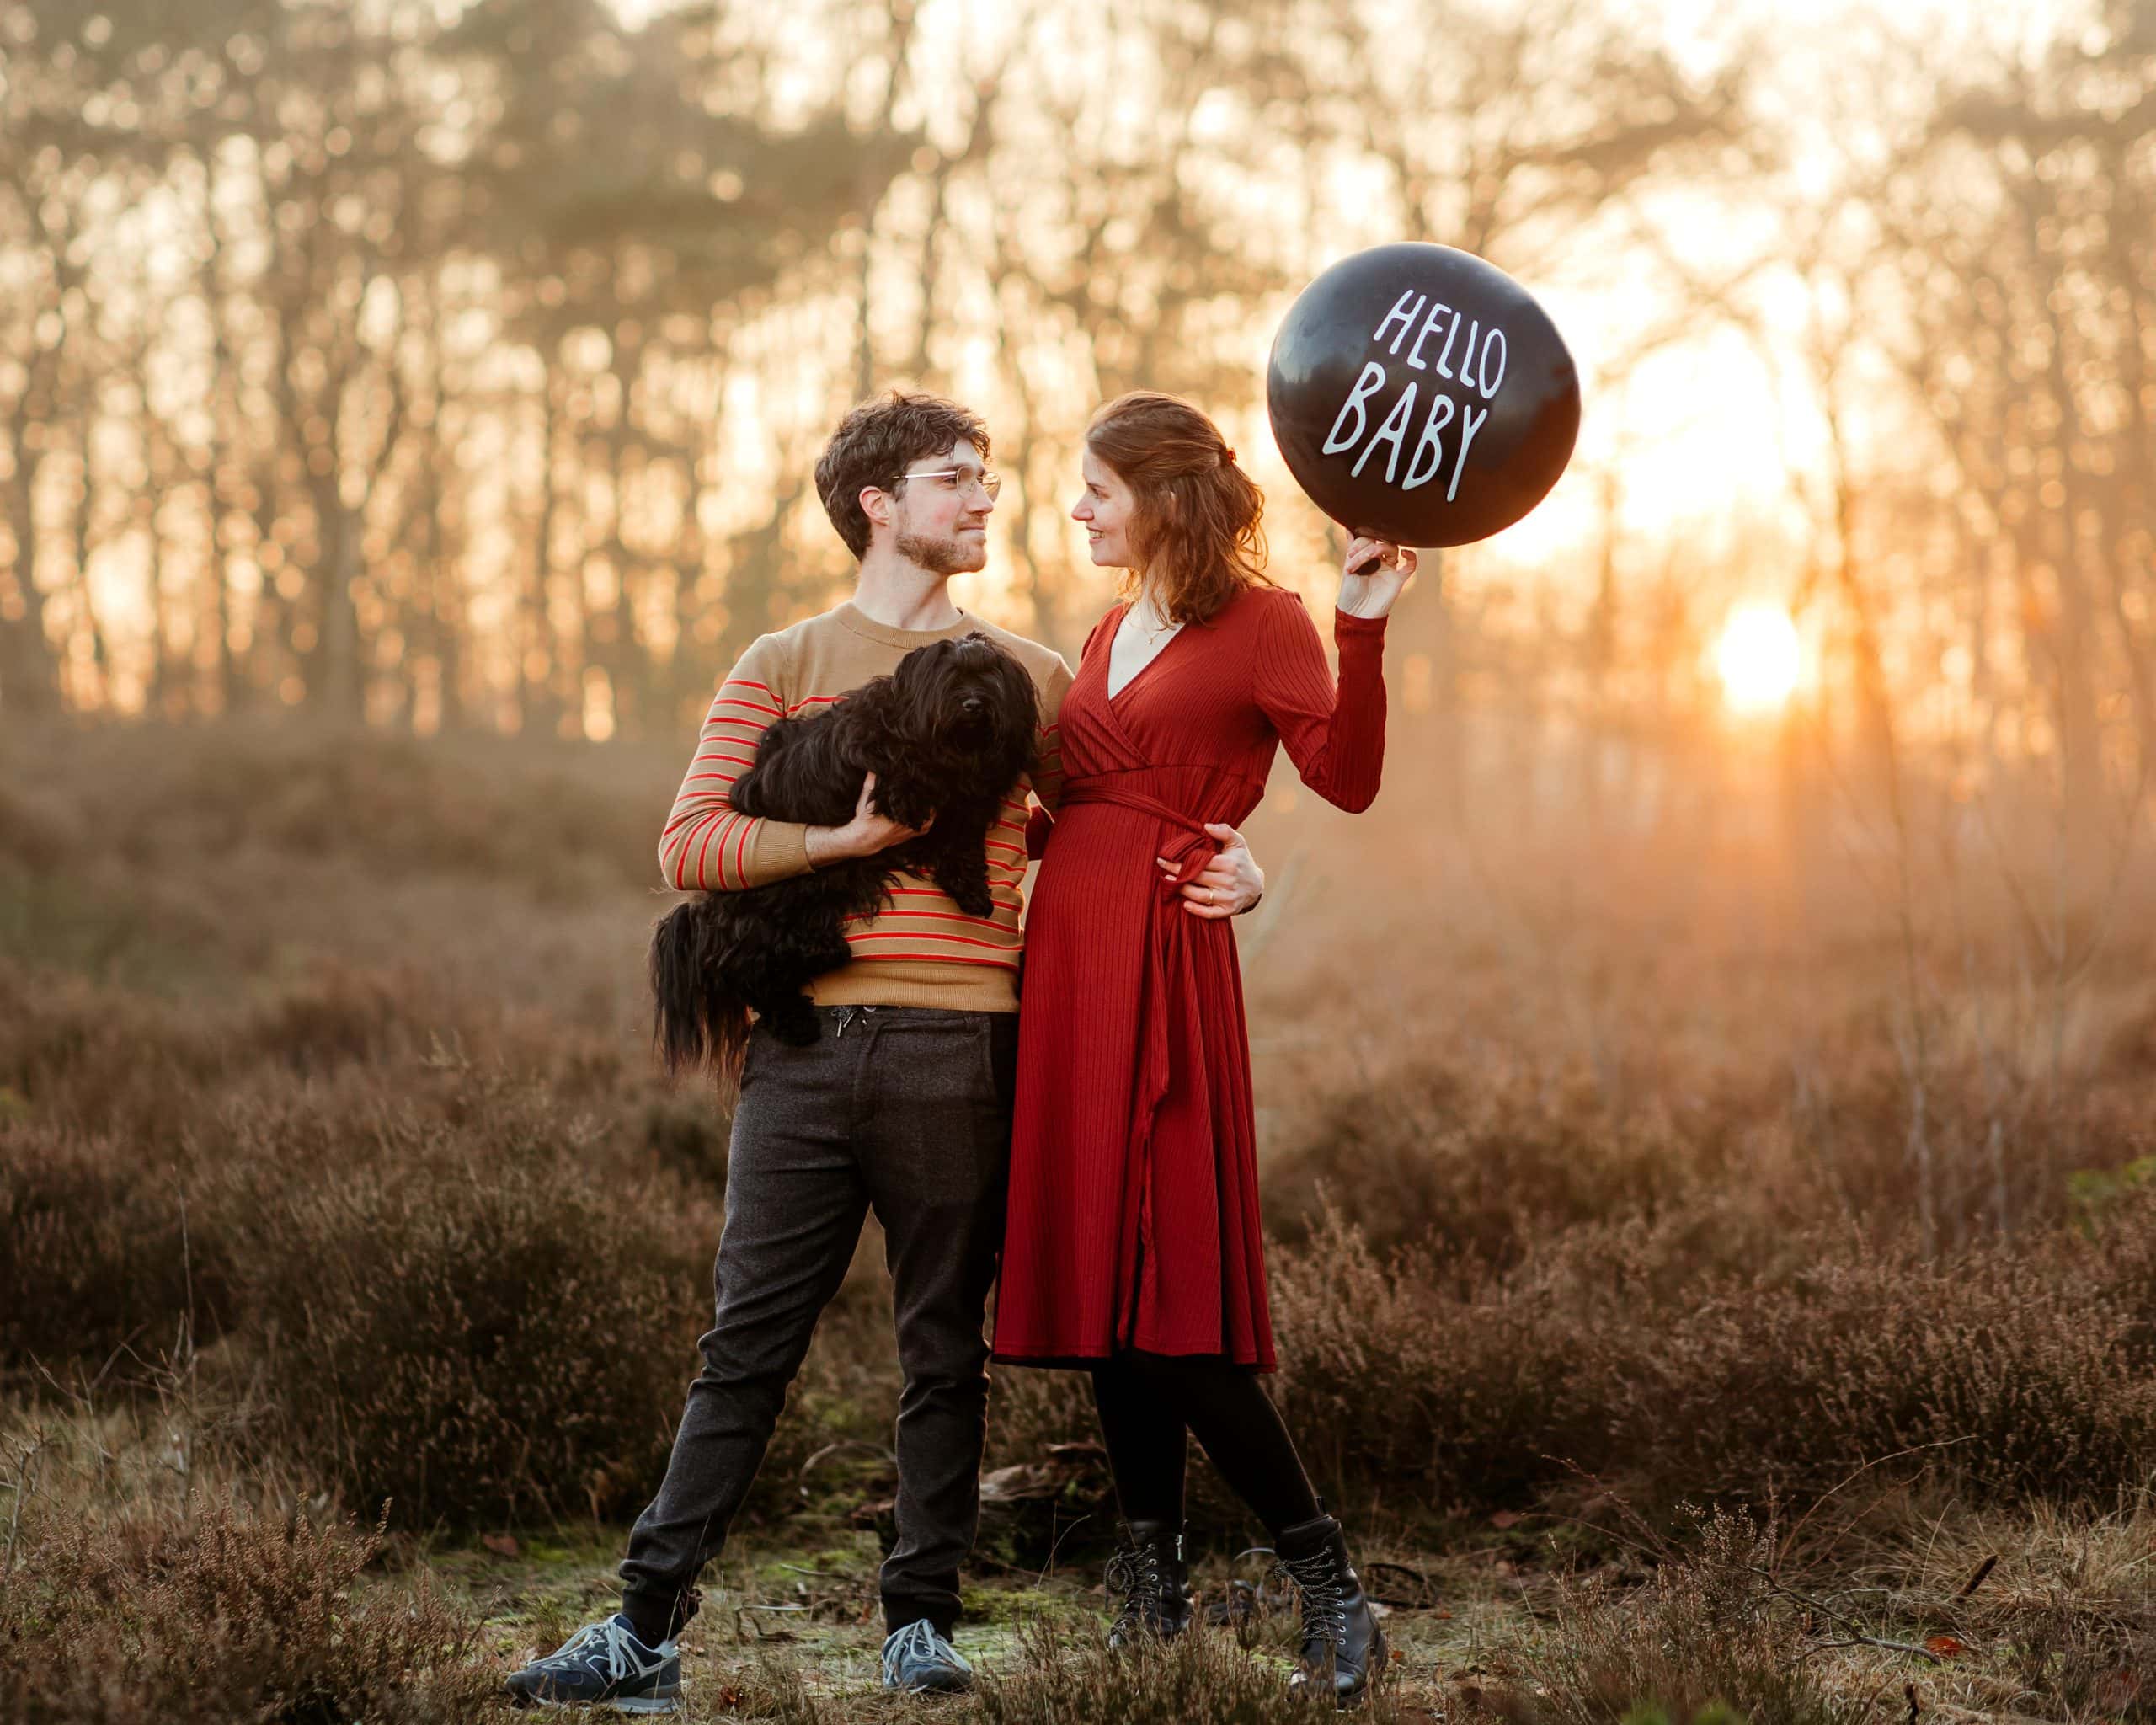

{"left": 1278, "top": 1549, "right": 1349, "bottom": 1648}
{"left": 1107, "top": 1541, "right": 1166, "bottom": 1639}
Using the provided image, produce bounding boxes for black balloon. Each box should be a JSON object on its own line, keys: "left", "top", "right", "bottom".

{"left": 1266, "top": 243, "right": 1581, "bottom": 548}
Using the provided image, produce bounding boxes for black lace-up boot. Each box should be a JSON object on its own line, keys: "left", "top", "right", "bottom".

{"left": 1275, "top": 1513, "right": 1386, "bottom": 1706}
{"left": 1105, "top": 1519, "right": 1195, "bottom": 1649}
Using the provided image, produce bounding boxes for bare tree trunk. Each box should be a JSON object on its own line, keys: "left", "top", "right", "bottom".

{"left": 1580, "top": 470, "right": 1620, "bottom": 838}
{"left": 202, "top": 171, "right": 243, "bottom": 718}
{"left": 0, "top": 385, "right": 57, "bottom": 715}
{"left": 312, "top": 483, "right": 363, "bottom": 721}
{"left": 65, "top": 426, "right": 113, "bottom": 712}
{"left": 144, "top": 452, "right": 175, "bottom": 718}
{"left": 852, "top": 5, "right": 918, "bottom": 399}
{"left": 606, "top": 332, "right": 643, "bottom": 738}
{"left": 522, "top": 371, "right": 567, "bottom": 737}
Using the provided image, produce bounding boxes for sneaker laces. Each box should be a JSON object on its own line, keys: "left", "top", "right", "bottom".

{"left": 550, "top": 1617, "right": 654, "bottom": 1684}
{"left": 1278, "top": 1549, "right": 1349, "bottom": 1648}
{"left": 882, "top": 1618, "right": 948, "bottom": 1685}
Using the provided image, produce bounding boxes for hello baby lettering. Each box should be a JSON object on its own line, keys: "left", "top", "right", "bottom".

{"left": 1320, "top": 287, "right": 1508, "bottom": 503}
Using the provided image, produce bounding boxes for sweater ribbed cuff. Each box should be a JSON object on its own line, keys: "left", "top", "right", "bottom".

{"left": 1332, "top": 606, "right": 1390, "bottom": 642}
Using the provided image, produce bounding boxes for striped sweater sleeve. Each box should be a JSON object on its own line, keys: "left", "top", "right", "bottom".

{"left": 657, "top": 635, "right": 814, "bottom": 891}
{"left": 1252, "top": 595, "right": 1389, "bottom": 814}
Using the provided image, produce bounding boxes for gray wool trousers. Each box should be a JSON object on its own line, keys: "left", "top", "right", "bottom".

{"left": 620, "top": 1004, "right": 1017, "bottom": 1641}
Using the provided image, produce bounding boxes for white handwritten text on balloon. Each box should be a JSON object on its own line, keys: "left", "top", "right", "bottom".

{"left": 1320, "top": 289, "right": 1508, "bottom": 502}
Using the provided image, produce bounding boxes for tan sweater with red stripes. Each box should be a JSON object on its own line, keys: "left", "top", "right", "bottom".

{"left": 658, "top": 602, "right": 1072, "bottom": 1012}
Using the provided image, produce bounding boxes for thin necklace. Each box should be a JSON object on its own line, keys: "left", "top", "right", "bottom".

{"left": 1129, "top": 595, "right": 1178, "bottom": 641}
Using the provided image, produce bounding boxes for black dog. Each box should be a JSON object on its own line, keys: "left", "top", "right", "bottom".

{"left": 650, "top": 632, "right": 1038, "bottom": 1091}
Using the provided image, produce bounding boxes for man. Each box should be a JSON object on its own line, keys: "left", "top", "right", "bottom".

{"left": 506, "top": 393, "right": 1264, "bottom": 1713}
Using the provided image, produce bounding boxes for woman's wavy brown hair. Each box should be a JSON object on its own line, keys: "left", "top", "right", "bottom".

{"left": 1086, "top": 391, "right": 1272, "bottom": 625}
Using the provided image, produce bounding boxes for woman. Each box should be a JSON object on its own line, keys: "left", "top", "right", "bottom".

{"left": 995, "top": 391, "right": 1414, "bottom": 1706}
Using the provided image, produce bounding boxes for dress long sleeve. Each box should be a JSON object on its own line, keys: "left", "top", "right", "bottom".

{"left": 1251, "top": 598, "right": 1389, "bottom": 813}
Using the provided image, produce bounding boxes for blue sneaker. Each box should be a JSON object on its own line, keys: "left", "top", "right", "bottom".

{"left": 880, "top": 1618, "right": 973, "bottom": 1693}
{"left": 504, "top": 1614, "right": 680, "bottom": 1713}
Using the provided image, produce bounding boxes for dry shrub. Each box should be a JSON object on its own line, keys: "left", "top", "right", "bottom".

{"left": 0, "top": 962, "right": 234, "bottom": 1156}
{"left": 0, "top": 777, "right": 73, "bottom": 872}
{"left": 1263, "top": 1199, "right": 2156, "bottom": 1524}
{"left": 0, "top": 959, "right": 529, "bottom": 1151}
{"left": 1267, "top": 1210, "right": 1607, "bottom": 1514}
{"left": 1628, "top": 1236, "right": 2156, "bottom": 1504}
{"left": 3, "top": 719, "right": 655, "bottom": 905}
{"left": 1, "top": 1124, "right": 232, "bottom": 1379}
{"left": 0, "top": 953, "right": 915, "bottom": 1535}
{"left": 0, "top": 1498, "right": 488, "bottom": 1723}
{"left": 638, "top": 1087, "right": 732, "bottom": 1191}
{"left": 0, "top": 957, "right": 745, "bottom": 1525}
{"left": 2087, "top": 1183, "right": 2156, "bottom": 1363}
{"left": 230, "top": 1122, "right": 715, "bottom": 1530}
{"left": 1482, "top": 1509, "right": 1858, "bottom": 1725}
{"left": 243, "top": 965, "right": 448, "bottom": 1077}
{"left": 974, "top": 1617, "right": 1412, "bottom": 1725}
{"left": 1263, "top": 1065, "right": 1730, "bottom": 1265}
{"left": 1269, "top": 1003, "right": 2156, "bottom": 1276}
{"left": 0, "top": 953, "right": 707, "bottom": 1366}
{"left": 1773, "top": 1047, "right": 2153, "bottom": 1247}
{"left": 0, "top": 776, "right": 226, "bottom": 984}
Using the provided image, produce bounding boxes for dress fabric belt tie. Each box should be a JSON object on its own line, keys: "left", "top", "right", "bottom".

{"left": 1059, "top": 779, "right": 1219, "bottom": 902}
{"left": 1057, "top": 777, "right": 1224, "bottom": 1349}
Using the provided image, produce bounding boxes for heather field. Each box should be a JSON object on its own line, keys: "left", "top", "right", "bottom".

{"left": 3, "top": 715, "right": 2153, "bottom": 1722}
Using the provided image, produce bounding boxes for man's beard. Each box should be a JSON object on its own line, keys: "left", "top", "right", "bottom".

{"left": 896, "top": 528, "right": 985, "bottom": 576}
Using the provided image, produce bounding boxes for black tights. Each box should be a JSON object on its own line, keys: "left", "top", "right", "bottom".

{"left": 1088, "top": 1352, "right": 1321, "bottom": 1535}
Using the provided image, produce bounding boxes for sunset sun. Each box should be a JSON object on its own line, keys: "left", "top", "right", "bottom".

{"left": 1715, "top": 603, "right": 1801, "bottom": 714}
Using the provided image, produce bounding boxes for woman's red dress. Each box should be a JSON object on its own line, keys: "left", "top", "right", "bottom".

{"left": 995, "top": 587, "right": 1388, "bottom": 1370}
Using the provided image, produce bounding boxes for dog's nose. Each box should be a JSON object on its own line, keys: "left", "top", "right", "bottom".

{"left": 961, "top": 695, "right": 985, "bottom": 716}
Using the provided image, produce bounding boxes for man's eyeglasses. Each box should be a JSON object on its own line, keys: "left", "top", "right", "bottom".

{"left": 894, "top": 467, "right": 1001, "bottom": 501}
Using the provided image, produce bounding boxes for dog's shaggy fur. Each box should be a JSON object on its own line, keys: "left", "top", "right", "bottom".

{"left": 650, "top": 632, "right": 1038, "bottom": 1091}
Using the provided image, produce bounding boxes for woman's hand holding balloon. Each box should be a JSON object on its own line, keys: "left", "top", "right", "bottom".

{"left": 1337, "top": 536, "right": 1417, "bottom": 618}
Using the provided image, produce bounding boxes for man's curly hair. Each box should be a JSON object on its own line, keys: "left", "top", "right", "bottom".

{"left": 814, "top": 392, "right": 991, "bottom": 559}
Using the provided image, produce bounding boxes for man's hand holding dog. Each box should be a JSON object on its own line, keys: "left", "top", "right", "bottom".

{"left": 807, "top": 771, "right": 929, "bottom": 867}
{"left": 1158, "top": 823, "right": 1264, "bottom": 919}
